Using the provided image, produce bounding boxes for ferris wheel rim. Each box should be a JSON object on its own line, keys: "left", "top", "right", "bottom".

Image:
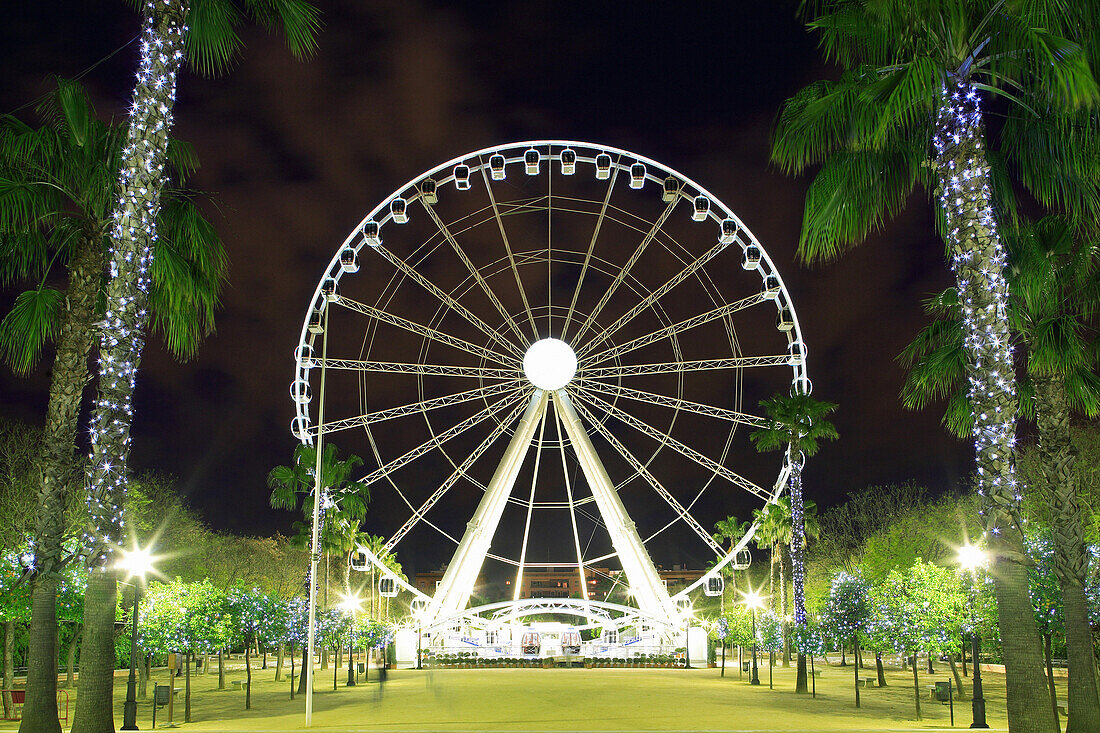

{"left": 291, "top": 140, "right": 809, "bottom": 605}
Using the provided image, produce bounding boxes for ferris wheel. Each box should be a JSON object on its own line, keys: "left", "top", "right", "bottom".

{"left": 290, "top": 141, "right": 809, "bottom": 631}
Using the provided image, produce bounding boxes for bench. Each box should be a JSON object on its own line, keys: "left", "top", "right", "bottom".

{"left": 230, "top": 680, "right": 249, "bottom": 691}
{"left": 1057, "top": 700, "right": 1069, "bottom": 717}
{"left": 2, "top": 690, "right": 25, "bottom": 721}
{"left": 927, "top": 684, "right": 939, "bottom": 700}
{"left": 857, "top": 677, "right": 876, "bottom": 688}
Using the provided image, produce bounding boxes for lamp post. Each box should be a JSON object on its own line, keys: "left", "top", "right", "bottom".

{"left": 118, "top": 544, "right": 156, "bottom": 731}
{"left": 957, "top": 544, "right": 988, "bottom": 729}
{"left": 683, "top": 609, "right": 693, "bottom": 669}
{"left": 742, "top": 589, "right": 765, "bottom": 686}
{"left": 339, "top": 593, "right": 362, "bottom": 687}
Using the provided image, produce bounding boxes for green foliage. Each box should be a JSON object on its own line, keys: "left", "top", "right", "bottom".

{"left": 757, "top": 610, "right": 785, "bottom": 653}
{"left": 821, "top": 571, "right": 871, "bottom": 644}
{"left": 872, "top": 559, "right": 967, "bottom": 655}
{"left": 1025, "top": 532, "right": 1064, "bottom": 638}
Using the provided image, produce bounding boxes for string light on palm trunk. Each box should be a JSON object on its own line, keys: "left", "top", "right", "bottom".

{"left": 932, "top": 81, "right": 1020, "bottom": 536}
{"left": 85, "top": 0, "right": 186, "bottom": 566}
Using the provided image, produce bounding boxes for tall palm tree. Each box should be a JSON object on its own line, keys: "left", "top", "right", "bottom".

{"left": 268, "top": 443, "right": 371, "bottom": 600}
{"left": 0, "top": 79, "right": 225, "bottom": 733}
{"left": 74, "top": 4, "right": 319, "bottom": 731}
{"left": 751, "top": 393, "right": 837, "bottom": 693}
{"left": 712, "top": 515, "right": 751, "bottom": 605}
{"left": 772, "top": 2, "right": 1098, "bottom": 727}
{"left": 901, "top": 216, "right": 1100, "bottom": 728}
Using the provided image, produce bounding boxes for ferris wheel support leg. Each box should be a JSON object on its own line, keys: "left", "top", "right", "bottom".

{"left": 553, "top": 390, "right": 678, "bottom": 626}
{"left": 426, "top": 390, "right": 548, "bottom": 624}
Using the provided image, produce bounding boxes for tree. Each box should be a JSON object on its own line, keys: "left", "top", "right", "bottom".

{"left": 0, "top": 78, "right": 227, "bottom": 732}
{"left": 713, "top": 515, "right": 751, "bottom": 604}
{"left": 1025, "top": 532, "right": 1067, "bottom": 727}
{"left": 901, "top": 216, "right": 1100, "bottom": 725}
{"left": 227, "top": 587, "right": 280, "bottom": 710}
{"left": 772, "top": 2, "right": 1099, "bottom": 729}
{"left": 1, "top": 550, "right": 31, "bottom": 720}
{"left": 821, "top": 571, "right": 872, "bottom": 707}
{"left": 74, "top": 4, "right": 318, "bottom": 730}
{"left": 751, "top": 392, "right": 837, "bottom": 692}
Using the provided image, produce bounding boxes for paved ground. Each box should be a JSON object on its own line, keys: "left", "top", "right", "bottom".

{"left": 2, "top": 658, "right": 1024, "bottom": 731}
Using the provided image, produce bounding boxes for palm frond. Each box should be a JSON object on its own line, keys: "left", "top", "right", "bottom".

{"left": 0, "top": 287, "right": 64, "bottom": 374}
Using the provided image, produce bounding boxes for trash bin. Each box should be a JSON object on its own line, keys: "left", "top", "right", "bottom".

{"left": 357, "top": 663, "right": 365, "bottom": 674}
{"left": 935, "top": 681, "right": 951, "bottom": 702}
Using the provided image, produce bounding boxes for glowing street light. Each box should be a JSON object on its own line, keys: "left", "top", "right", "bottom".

{"left": 117, "top": 543, "right": 157, "bottom": 731}
{"left": 741, "top": 589, "right": 766, "bottom": 686}
{"left": 339, "top": 593, "right": 363, "bottom": 686}
{"left": 957, "top": 543, "right": 988, "bottom": 729}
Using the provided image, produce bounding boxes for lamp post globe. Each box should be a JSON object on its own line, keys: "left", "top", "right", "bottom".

{"left": 957, "top": 544, "right": 988, "bottom": 729}
{"left": 119, "top": 545, "right": 156, "bottom": 731}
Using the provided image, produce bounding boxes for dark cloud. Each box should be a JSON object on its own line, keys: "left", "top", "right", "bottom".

{"left": 1, "top": 0, "right": 971, "bottom": 576}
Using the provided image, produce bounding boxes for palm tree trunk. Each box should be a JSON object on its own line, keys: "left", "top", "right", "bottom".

{"left": 1033, "top": 374, "right": 1100, "bottom": 732}
{"left": 218, "top": 650, "right": 225, "bottom": 689}
{"left": 245, "top": 643, "right": 252, "bottom": 710}
{"left": 69, "top": 570, "right": 118, "bottom": 733}
{"left": 275, "top": 641, "right": 284, "bottom": 682}
{"left": 22, "top": 235, "right": 102, "bottom": 733}
{"left": 19, "top": 576, "right": 61, "bottom": 733}
{"left": 789, "top": 457, "right": 808, "bottom": 692}
{"left": 875, "top": 651, "right": 887, "bottom": 687}
{"left": 75, "top": 3, "right": 186, "bottom": 730}
{"left": 934, "top": 80, "right": 1055, "bottom": 733}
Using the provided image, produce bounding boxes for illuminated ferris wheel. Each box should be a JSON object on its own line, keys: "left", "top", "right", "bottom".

{"left": 289, "top": 141, "right": 809, "bottom": 632}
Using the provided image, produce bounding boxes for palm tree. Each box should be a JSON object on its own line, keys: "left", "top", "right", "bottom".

{"left": 772, "top": 2, "right": 1097, "bottom": 726}
{"left": 751, "top": 393, "right": 837, "bottom": 693}
{"left": 901, "top": 215, "right": 1100, "bottom": 727}
{"left": 0, "top": 79, "right": 225, "bottom": 733}
{"left": 712, "top": 515, "right": 751, "bottom": 606}
{"left": 74, "top": 5, "right": 319, "bottom": 730}
{"left": 268, "top": 443, "right": 371, "bottom": 596}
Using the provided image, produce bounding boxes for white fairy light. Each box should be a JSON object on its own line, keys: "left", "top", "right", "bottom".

{"left": 932, "top": 82, "right": 1021, "bottom": 535}
{"left": 84, "top": 0, "right": 187, "bottom": 568}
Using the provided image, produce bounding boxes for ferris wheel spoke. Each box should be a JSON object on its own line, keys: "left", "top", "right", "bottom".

{"left": 580, "top": 355, "right": 789, "bottom": 378}
{"left": 416, "top": 201, "right": 530, "bottom": 349}
{"left": 383, "top": 397, "right": 530, "bottom": 552}
{"left": 335, "top": 295, "right": 517, "bottom": 367}
{"left": 552, "top": 403, "right": 593, "bottom": 606}
{"left": 574, "top": 238, "right": 735, "bottom": 359}
{"left": 577, "top": 391, "right": 770, "bottom": 501}
{"left": 513, "top": 405, "right": 550, "bottom": 602}
{"left": 374, "top": 239, "right": 524, "bottom": 359}
{"left": 358, "top": 389, "right": 529, "bottom": 489}
{"left": 575, "top": 381, "right": 769, "bottom": 428}
{"left": 317, "top": 359, "right": 519, "bottom": 379}
{"left": 570, "top": 196, "right": 680, "bottom": 347}
{"left": 571, "top": 398, "right": 725, "bottom": 555}
{"left": 561, "top": 165, "right": 620, "bottom": 342}
{"left": 480, "top": 166, "right": 539, "bottom": 340}
{"left": 312, "top": 380, "right": 525, "bottom": 437}
{"left": 581, "top": 293, "right": 768, "bottom": 367}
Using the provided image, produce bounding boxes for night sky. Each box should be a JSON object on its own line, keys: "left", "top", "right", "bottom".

{"left": 1, "top": 1, "right": 971, "bottom": 575}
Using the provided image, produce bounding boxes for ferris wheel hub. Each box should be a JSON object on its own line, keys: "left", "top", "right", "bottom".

{"left": 522, "top": 338, "right": 577, "bottom": 391}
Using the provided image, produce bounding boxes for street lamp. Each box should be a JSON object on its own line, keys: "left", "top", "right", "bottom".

{"left": 682, "top": 607, "right": 694, "bottom": 669}
{"left": 339, "top": 593, "right": 363, "bottom": 686}
{"left": 957, "top": 543, "right": 989, "bottom": 729}
{"left": 742, "top": 589, "right": 766, "bottom": 686}
{"left": 118, "top": 544, "right": 157, "bottom": 731}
